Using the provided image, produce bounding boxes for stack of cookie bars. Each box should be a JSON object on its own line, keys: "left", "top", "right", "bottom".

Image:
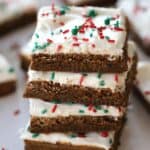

{"left": 21, "top": 5, "right": 137, "bottom": 150}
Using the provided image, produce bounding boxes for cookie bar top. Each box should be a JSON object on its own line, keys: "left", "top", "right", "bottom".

{"left": 22, "top": 128, "right": 115, "bottom": 150}
{"left": 0, "top": 0, "right": 37, "bottom": 24}
{"left": 30, "top": 6, "right": 127, "bottom": 56}
{"left": 30, "top": 98, "right": 125, "bottom": 118}
{"left": 136, "top": 62, "right": 150, "bottom": 103}
{"left": 0, "top": 55, "right": 16, "bottom": 83}
{"left": 28, "top": 41, "right": 135, "bottom": 93}
{"left": 118, "top": 0, "right": 150, "bottom": 45}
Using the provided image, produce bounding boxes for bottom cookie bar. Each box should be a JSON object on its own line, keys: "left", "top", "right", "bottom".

{"left": 22, "top": 128, "right": 121, "bottom": 150}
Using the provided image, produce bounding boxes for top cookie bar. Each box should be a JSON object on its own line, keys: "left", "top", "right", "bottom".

{"left": 29, "top": 6, "right": 128, "bottom": 72}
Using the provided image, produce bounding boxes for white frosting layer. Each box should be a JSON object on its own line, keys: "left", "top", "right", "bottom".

{"left": 136, "top": 62, "right": 150, "bottom": 103}
{"left": 21, "top": 128, "right": 115, "bottom": 150}
{"left": 0, "top": 0, "right": 37, "bottom": 24}
{"left": 29, "top": 98, "right": 124, "bottom": 119}
{"left": 28, "top": 41, "right": 136, "bottom": 92}
{"left": 25, "top": 6, "right": 127, "bottom": 57}
{"left": 0, "top": 55, "right": 16, "bottom": 83}
{"left": 118, "top": 0, "right": 150, "bottom": 45}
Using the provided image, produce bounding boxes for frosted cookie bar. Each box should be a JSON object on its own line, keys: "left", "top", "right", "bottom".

{"left": 24, "top": 42, "right": 137, "bottom": 106}
{"left": 0, "top": 0, "right": 37, "bottom": 36}
{"left": 0, "top": 54, "right": 16, "bottom": 96}
{"left": 118, "top": 0, "right": 150, "bottom": 55}
{"left": 29, "top": 6, "right": 128, "bottom": 72}
{"left": 134, "top": 62, "right": 150, "bottom": 110}
{"left": 22, "top": 127, "right": 121, "bottom": 150}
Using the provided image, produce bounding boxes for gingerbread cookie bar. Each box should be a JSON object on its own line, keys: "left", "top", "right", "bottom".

{"left": 28, "top": 6, "right": 128, "bottom": 73}
{"left": 134, "top": 62, "right": 150, "bottom": 110}
{"left": 0, "top": 55, "right": 16, "bottom": 96}
{"left": 29, "top": 98, "right": 125, "bottom": 133}
{"left": 22, "top": 127, "right": 121, "bottom": 150}
{"left": 64, "top": 0, "right": 117, "bottom": 6}
{"left": 0, "top": 0, "right": 37, "bottom": 36}
{"left": 117, "top": 0, "right": 150, "bottom": 55}
{"left": 24, "top": 42, "right": 137, "bottom": 106}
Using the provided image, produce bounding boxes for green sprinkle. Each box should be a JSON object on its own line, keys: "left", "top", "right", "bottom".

{"left": 8, "top": 67, "right": 15, "bottom": 73}
{"left": 60, "top": 9, "right": 66, "bottom": 15}
{"left": 96, "top": 106, "right": 102, "bottom": 110}
{"left": 41, "top": 109, "right": 48, "bottom": 114}
{"left": 35, "top": 33, "right": 39, "bottom": 38}
{"left": 104, "top": 18, "right": 110, "bottom": 25}
{"left": 71, "top": 27, "right": 79, "bottom": 35}
{"left": 69, "top": 134, "right": 77, "bottom": 138}
{"left": 114, "top": 21, "right": 119, "bottom": 28}
{"left": 51, "top": 32, "right": 54, "bottom": 35}
{"left": 82, "top": 73, "right": 88, "bottom": 76}
{"left": 97, "top": 73, "right": 102, "bottom": 78}
{"left": 32, "top": 133, "right": 40, "bottom": 138}
{"left": 79, "top": 110, "right": 85, "bottom": 113}
{"left": 66, "top": 101, "right": 74, "bottom": 105}
{"left": 105, "top": 36, "right": 110, "bottom": 40}
{"left": 99, "top": 80, "right": 105, "bottom": 86}
{"left": 109, "top": 138, "right": 113, "bottom": 144}
{"left": 50, "top": 72, "right": 55, "bottom": 80}
{"left": 104, "top": 109, "right": 109, "bottom": 113}
{"left": 87, "top": 9, "right": 97, "bottom": 18}
{"left": 90, "top": 33, "right": 93, "bottom": 37}
{"left": 51, "top": 99, "right": 61, "bottom": 104}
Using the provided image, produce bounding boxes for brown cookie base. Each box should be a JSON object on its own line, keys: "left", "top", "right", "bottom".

{"left": 30, "top": 115, "right": 125, "bottom": 133}
{"left": 64, "top": 0, "right": 117, "bottom": 6}
{"left": 0, "top": 10, "right": 36, "bottom": 37}
{"left": 24, "top": 55, "right": 137, "bottom": 106}
{"left": 31, "top": 52, "right": 128, "bottom": 73}
{"left": 20, "top": 54, "right": 31, "bottom": 71}
{"left": 24, "top": 128, "right": 122, "bottom": 150}
{"left": 0, "top": 80, "right": 16, "bottom": 96}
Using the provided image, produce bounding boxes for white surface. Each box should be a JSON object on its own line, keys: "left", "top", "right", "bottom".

{"left": 0, "top": 1, "right": 150, "bottom": 150}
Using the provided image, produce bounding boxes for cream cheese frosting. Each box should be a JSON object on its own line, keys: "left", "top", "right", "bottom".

{"left": 118, "top": 0, "right": 150, "bottom": 45}
{"left": 28, "top": 41, "right": 136, "bottom": 92}
{"left": 0, "top": 0, "right": 37, "bottom": 24}
{"left": 29, "top": 98, "right": 125, "bottom": 119}
{"left": 25, "top": 6, "right": 127, "bottom": 58}
{"left": 136, "top": 62, "right": 150, "bottom": 103}
{"left": 21, "top": 127, "right": 115, "bottom": 150}
{"left": 0, "top": 54, "right": 16, "bottom": 83}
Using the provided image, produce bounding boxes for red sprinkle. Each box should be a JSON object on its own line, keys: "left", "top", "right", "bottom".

{"left": 64, "top": 37, "right": 67, "bottom": 39}
{"left": 114, "top": 27, "right": 124, "bottom": 31}
{"left": 51, "top": 104, "right": 57, "bottom": 113}
{"left": 72, "top": 36, "right": 78, "bottom": 41}
{"left": 47, "top": 39, "right": 53, "bottom": 43}
{"left": 57, "top": 45, "right": 63, "bottom": 52}
{"left": 79, "top": 75, "right": 85, "bottom": 85}
{"left": 78, "top": 133, "right": 86, "bottom": 138}
{"left": 1, "top": 148, "right": 5, "bottom": 150}
{"left": 63, "top": 29, "right": 69, "bottom": 34}
{"left": 100, "top": 131, "right": 109, "bottom": 137}
{"left": 108, "top": 39, "right": 115, "bottom": 43}
{"left": 114, "top": 74, "right": 119, "bottom": 82}
{"left": 42, "top": 13, "right": 49, "bottom": 16}
{"left": 72, "top": 43, "right": 80, "bottom": 47}
{"left": 82, "top": 38, "right": 89, "bottom": 42}
{"left": 92, "top": 44, "right": 96, "bottom": 48}
{"left": 60, "top": 22, "right": 65, "bottom": 26}
{"left": 88, "top": 104, "right": 93, "bottom": 111}
{"left": 13, "top": 109, "right": 20, "bottom": 116}
{"left": 144, "top": 91, "right": 150, "bottom": 95}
